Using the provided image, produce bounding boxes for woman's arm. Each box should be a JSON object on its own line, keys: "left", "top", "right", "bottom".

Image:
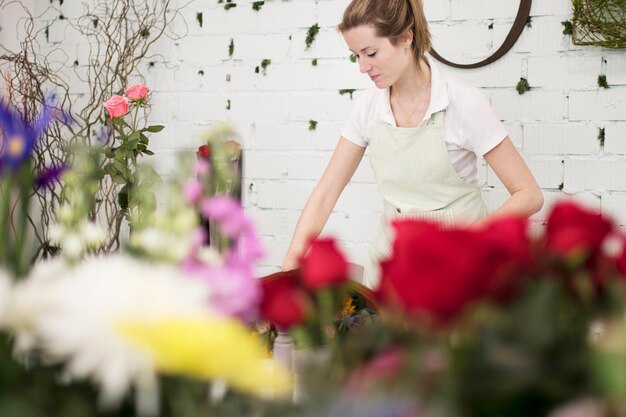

{"left": 282, "top": 137, "right": 366, "bottom": 270}
{"left": 479, "top": 136, "right": 544, "bottom": 224}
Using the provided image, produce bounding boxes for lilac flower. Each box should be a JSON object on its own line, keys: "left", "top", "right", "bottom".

{"left": 188, "top": 263, "right": 261, "bottom": 322}
{"left": 183, "top": 179, "right": 203, "bottom": 204}
{"left": 0, "top": 97, "right": 54, "bottom": 172}
{"left": 200, "top": 196, "right": 252, "bottom": 238}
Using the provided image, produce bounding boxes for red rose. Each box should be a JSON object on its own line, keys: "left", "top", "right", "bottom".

{"left": 475, "top": 216, "right": 533, "bottom": 301}
{"left": 259, "top": 270, "right": 311, "bottom": 329}
{"left": 546, "top": 200, "right": 613, "bottom": 260}
{"left": 197, "top": 144, "right": 212, "bottom": 159}
{"left": 376, "top": 220, "right": 486, "bottom": 324}
{"left": 300, "top": 238, "right": 349, "bottom": 290}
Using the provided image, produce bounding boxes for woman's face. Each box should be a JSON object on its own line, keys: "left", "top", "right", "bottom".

{"left": 342, "top": 24, "right": 413, "bottom": 89}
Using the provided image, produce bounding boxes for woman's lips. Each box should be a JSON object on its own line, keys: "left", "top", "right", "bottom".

{"left": 370, "top": 75, "right": 380, "bottom": 81}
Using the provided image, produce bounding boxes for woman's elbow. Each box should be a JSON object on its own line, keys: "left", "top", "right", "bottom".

{"left": 529, "top": 187, "right": 544, "bottom": 215}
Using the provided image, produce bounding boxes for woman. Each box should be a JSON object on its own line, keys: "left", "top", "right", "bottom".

{"left": 282, "top": 0, "right": 543, "bottom": 288}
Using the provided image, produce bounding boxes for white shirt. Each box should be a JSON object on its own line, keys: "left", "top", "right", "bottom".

{"left": 340, "top": 55, "right": 508, "bottom": 185}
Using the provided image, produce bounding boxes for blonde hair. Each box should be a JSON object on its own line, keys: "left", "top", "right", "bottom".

{"left": 337, "top": 0, "right": 431, "bottom": 65}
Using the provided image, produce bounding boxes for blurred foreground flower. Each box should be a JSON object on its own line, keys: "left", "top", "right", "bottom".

{"left": 119, "top": 317, "right": 292, "bottom": 398}
{"left": 1, "top": 254, "right": 210, "bottom": 408}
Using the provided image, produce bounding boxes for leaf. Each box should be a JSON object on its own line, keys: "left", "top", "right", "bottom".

{"left": 112, "top": 175, "right": 126, "bottom": 185}
{"left": 118, "top": 186, "right": 129, "bottom": 210}
{"left": 144, "top": 125, "right": 165, "bottom": 133}
{"left": 127, "top": 130, "right": 141, "bottom": 141}
{"left": 139, "top": 133, "right": 150, "bottom": 144}
{"left": 142, "top": 149, "right": 155, "bottom": 155}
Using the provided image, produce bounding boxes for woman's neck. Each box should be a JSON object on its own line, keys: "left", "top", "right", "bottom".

{"left": 391, "top": 58, "right": 431, "bottom": 101}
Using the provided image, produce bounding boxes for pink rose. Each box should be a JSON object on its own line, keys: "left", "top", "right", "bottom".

{"left": 102, "top": 95, "right": 129, "bottom": 118}
{"left": 125, "top": 83, "right": 149, "bottom": 101}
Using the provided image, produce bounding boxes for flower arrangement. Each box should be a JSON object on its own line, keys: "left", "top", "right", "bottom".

{"left": 259, "top": 202, "right": 626, "bottom": 417}
{"left": 0, "top": 97, "right": 291, "bottom": 416}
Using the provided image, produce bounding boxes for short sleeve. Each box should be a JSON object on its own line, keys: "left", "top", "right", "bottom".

{"left": 461, "top": 87, "right": 508, "bottom": 156}
{"left": 339, "top": 90, "right": 372, "bottom": 148}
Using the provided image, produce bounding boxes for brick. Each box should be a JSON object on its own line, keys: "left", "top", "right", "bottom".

{"left": 569, "top": 89, "right": 626, "bottom": 121}
{"left": 287, "top": 153, "right": 330, "bottom": 179}
{"left": 487, "top": 157, "right": 563, "bottom": 189}
{"left": 527, "top": 55, "right": 600, "bottom": 88}
{"left": 255, "top": 182, "right": 315, "bottom": 209}
{"left": 323, "top": 212, "right": 380, "bottom": 242}
{"left": 177, "top": 35, "right": 230, "bottom": 65}
{"left": 232, "top": 34, "right": 290, "bottom": 61}
{"left": 531, "top": 0, "right": 573, "bottom": 16}
{"left": 535, "top": 191, "right": 601, "bottom": 222}
{"left": 605, "top": 53, "right": 626, "bottom": 86}
{"left": 564, "top": 159, "right": 626, "bottom": 191}
{"left": 247, "top": 208, "right": 291, "bottom": 239}
{"left": 430, "top": 23, "right": 494, "bottom": 63}
{"left": 524, "top": 123, "right": 600, "bottom": 155}
{"left": 482, "top": 188, "right": 511, "bottom": 212}
{"left": 318, "top": 0, "right": 351, "bottom": 27}
{"left": 440, "top": 52, "right": 523, "bottom": 88}
{"left": 602, "top": 193, "right": 626, "bottom": 226}
{"left": 256, "top": 61, "right": 369, "bottom": 91}
{"left": 604, "top": 123, "right": 626, "bottom": 155}
{"left": 423, "top": 0, "right": 451, "bottom": 21}
{"left": 450, "top": 0, "right": 519, "bottom": 20}
{"left": 292, "top": 30, "right": 351, "bottom": 60}
{"left": 496, "top": 20, "right": 569, "bottom": 53}
{"left": 288, "top": 92, "right": 354, "bottom": 122}
{"left": 491, "top": 90, "right": 565, "bottom": 121}
{"left": 244, "top": 152, "right": 288, "bottom": 179}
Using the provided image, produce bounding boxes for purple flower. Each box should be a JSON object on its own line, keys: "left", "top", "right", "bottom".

{"left": 0, "top": 97, "right": 55, "bottom": 172}
{"left": 35, "top": 164, "right": 67, "bottom": 189}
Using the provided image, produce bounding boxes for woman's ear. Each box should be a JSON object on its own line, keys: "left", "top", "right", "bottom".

{"left": 403, "top": 29, "right": 414, "bottom": 48}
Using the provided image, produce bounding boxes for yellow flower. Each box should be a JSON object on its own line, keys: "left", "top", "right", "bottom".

{"left": 118, "top": 317, "right": 292, "bottom": 397}
{"left": 341, "top": 297, "right": 356, "bottom": 316}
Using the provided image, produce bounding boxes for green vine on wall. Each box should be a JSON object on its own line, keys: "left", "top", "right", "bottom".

{"left": 597, "top": 74, "right": 609, "bottom": 88}
{"left": 305, "top": 24, "right": 320, "bottom": 49}
{"left": 516, "top": 78, "right": 530, "bottom": 95}
{"left": 339, "top": 89, "right": 355, "bottom": 100}
{"left": 252, "top": 1, "right": 264, "bottom": 11}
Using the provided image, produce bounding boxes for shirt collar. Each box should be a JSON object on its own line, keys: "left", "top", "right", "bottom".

{"left": 375, "top": 53, "right": 449, "bottom": 126}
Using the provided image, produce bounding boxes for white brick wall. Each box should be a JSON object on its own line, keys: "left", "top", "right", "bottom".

{"left": 8, "top": 0, "right": 626, "bottom": 273}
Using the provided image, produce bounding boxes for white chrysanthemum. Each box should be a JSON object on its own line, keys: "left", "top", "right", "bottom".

{"left": 3, "top": 254, "right": 213, "bottom": 408}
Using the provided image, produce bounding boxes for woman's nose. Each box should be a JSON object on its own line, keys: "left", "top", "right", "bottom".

{"left": 359, "top": 60, "right": 370, "bottom": 74}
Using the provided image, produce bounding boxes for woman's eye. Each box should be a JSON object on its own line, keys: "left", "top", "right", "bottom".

{"left": 367, "top": 52, "right": 376, "bottom": 57}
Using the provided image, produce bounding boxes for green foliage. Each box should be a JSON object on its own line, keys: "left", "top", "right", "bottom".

{"left": 196, "top": 12, "right": 202, "bottom": 27}
{"left": 252, "top": 1, "right": 264, "bottom": 11}
{"left": 305, "top": 23, "right": 320, "bottom": 49}
{"left": 558, "top": 182, "right": 564, "bottom": 191}
{"left": 256, "top": 59, "right": 271, "bottom": 75}
{"left": 516, "top": 78, "right": 530, "bottom": 95}
{"left": 224, "top": 3, "right": 237, "bottom": 10}
{"left": 226, "top": 99, "right": 231, "bottom": 110}
{"left": 562, "top": 20, "right": 574, "bottom": 35}
{"left": 526, "top": 15, "right": 532, "bottom": 28}
{"left": 598, "top": 74, "right": 609, "bottom": 88}
{"left": 228, "top": 38, "right": 234, "bottom": 57}
{"left": 308, "top": 120, "right": 318, "bottom": 131}
{"left": 572, "top": 0, "right": 626, "bottom": 48}
{"left": 598, "top": 127, "right": 606, "bottom": 147}
{"left": 311, "top": 58, "right": 318, "bottom": 66}
{"left": 338, "top": 89, "right": 356, "bottom": 99}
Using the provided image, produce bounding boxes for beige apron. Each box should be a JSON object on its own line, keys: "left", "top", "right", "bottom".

{"left": 362, "top": 110, "right": 488, "bottom": 288}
